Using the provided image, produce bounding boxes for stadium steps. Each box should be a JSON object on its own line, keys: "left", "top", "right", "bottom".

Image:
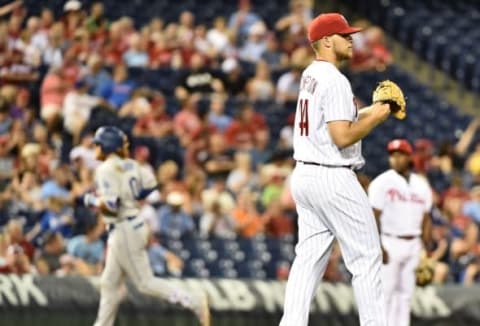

{"left": 316, "top": 0, "right": 480, "bottom": 116}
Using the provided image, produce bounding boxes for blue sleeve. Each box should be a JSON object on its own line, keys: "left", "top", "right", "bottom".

{"left": 136, "top": 186, "right": 157, "bottom": 200}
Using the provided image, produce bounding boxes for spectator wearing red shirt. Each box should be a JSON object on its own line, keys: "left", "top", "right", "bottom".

{"left": 133, "top": 92, "right": 173, "bottom": 138}
{"left": 224, "top": 102, "right": 268, "bottom": 150}
{"left": 4, "top": 219, "right": 35, "bottom": 262}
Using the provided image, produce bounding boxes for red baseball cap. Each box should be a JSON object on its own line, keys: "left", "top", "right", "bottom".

{"left": 387, "top": 139, "right": 413, "bottom": 155}
{"left": 308, "top": 13, "right": 362, "bottom": 43}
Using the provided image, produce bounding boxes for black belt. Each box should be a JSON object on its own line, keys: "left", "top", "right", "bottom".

{"left": 107, "top": 216, "right": 139, "bottom": 233}
{"left": 383, "top": 233, "right": 419, "bottom": 240}
{"left": 297, "top": 161, "right": 354, "bottom": 170}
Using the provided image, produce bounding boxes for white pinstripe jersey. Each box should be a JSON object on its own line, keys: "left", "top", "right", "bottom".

{"left": 368, "top": 170, "right": 432, "bottom": 236}
{"left": 292, "top": 60, "right": 365, "bottom": 169}
{"left": 95, "top": 155, "right": 157, "bottom": 223}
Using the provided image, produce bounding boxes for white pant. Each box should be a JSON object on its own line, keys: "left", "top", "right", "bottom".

{"left": 93, "top": 218, "right": 196, "bottom": 326}
{"left": 381, "top": 235, "right": 422, "bottom": 326}
{"left": 280, "top": 164, "right": 387, "bottom": 326}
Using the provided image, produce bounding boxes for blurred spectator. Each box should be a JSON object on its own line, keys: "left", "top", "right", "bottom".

{"left": 123, "top": 33, "right": 149, "bottom": 67}
{"left": 40, "top": 67, "right": 66, "bottom": 130}
{"left": 149, "top": 33, "right": 174, "bottom": 69}
{"left": 262, "top": 200, "right": 294, "bottom": 238}
{"left": 62, "top": 79, "right": 103, "bottom": 144}
{"left": 67, "top": 217, "right": 105, "bottom": 275}
{"left": 261, "top": 35, "right": 289, "bottom": 72}
{"left": 4, "top": 219, "right": 34, "bottom": 261}
{"left": 201, "top": 176, "right": 235, "bottom": 217}
{"left": 199, "top": 200, "right": 236, "bottom": 239}
{"left": 43, "top": 23, "right": 64, "bottom": 68}
{"left": 246, "top": 60, "right": 275, "bottom": 102}
{"left": 207, "top": 93, "right": 232, "bottom": 132}
{"left": 276, "top": 63, "right": 302, "bottom": 105}
{"left": 226, "top": 151, "right": 257, "bottom": 194}
{"left": 275, "top": 0, "right": 311, "bottom": 40}
{"left": 173, "top": 93, "right": 202, "bottom": 147}
{"left": 174, "top": 53, "right": 224, "bottom": 101}
{"left": 206, "top": 16, "right": 234, "bottom": 58}
{"left": 82, "top": 54, "right": 112, "bottom": 97}
{"left": 232, "top": 189, "right": 264, "bottom": 238}
{"left": 155, "top": 191, "right": 195, "bottom": 239}
{"left": 69, "top": 132, "right": 99, "bottom": 171}
{"left": 238, "top": 22, "right": 267, "bottom": 63}
{"left": 224, "top": 102, "right": 268, "bottom": 150}
{"left": 250, "top": 129, "right": 273, "bottom": 169}
{"left": 220, "top": 57, "right": 247, "bottom": 97}
{"left": 198, "top": 132, "right": 235, "bottom": 180}
{"left": 62, "top": 0, "right": 85, "bottom": 40}
{"left": 413, "top": 138, "right": 434, "bottom": 175}
{"left": 35, "top": 231, "right": 66, "bottom": 275}
{"left": 351, "top": 24, "right": 393, "bottom": 72}
{"left": 100, "top": 64, "right": 136, "bottom": 109}
{"left": 432, "top": 118, "right": 479, "bottom": 176}
{"left": 260, "top": 165, "right": 287, "bottom": 208}
{"left": 85, "top": 2, "right": 109, "bottom": 41}
{"left": 133, "top": 93, "right": 172, "bottom": 139}
{"left": 40, "top": 164, "right": 72, "bottom": 202}
{"left": 0, "top": 243, "right": 35, "bottom": 274}
{"left": 228, "top": 0, "right": 262, "bottom": 44}
{"left": 118, "top": 87, "right": 151, "bottom": 118}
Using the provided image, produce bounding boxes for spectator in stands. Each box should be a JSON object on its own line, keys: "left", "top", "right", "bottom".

{"left": 69, "top": 132, "right": 99, "bottom": 172}
{"left": 224, "top": 101, "right": 268, "bottom": 150}
{"left": 43, "top": 22, "right": 65, "bottom": 68}
{"left": 156, "top": 191, "right": 195, "bottom": 239}
{"left": 40, "top": 165, "right": 72, "bottom": 202}
{"left": 0, "top": 135, "right": 14, "bottom": 183}
{"left": 177, "top": 10, "right": 195, "bottom": 43}
{"left": 4, "top": 219, "right": 35, "bottom": 261}
{"left": 250, "top": 129, "right": 273, "bottom": 169}
{"left": 207, "top": 16, "right": 234, "bottom": 58}
{"left": 133, "top": 91, "right": 173, "bottom": 138}
{"left": 123, "top": 33, "right": 149, "bottom": 67}
{"left": 118, "top": 87, "right": 151, "bottom": 118}
{"left": 62, "top": 79, "right": 103, "bottom": 144}
{"left": 261, "top": 34, "right": 289, "bottom": 73}
{"left": 100, "top": 63, "right": 136, "bottom": 109}
{"left": 198, "top": 132, "right": 235, "bottom": 181}
{"left": 173, "top": 93, "right": 202, "bottom": 147}
{"left": 199, "top": 200, "right": 236, "bottom": 239}
{"left": 262, "top": 199, "right": 293, "bottom": 238}
{"left": 0, "top": 48, "right": 38, "bottom": 85}
{"left": 85, "top": 2, "right": 109, "bottom": 42}
{"left": 175, "top": 53, "right": 224, "bottom": 101}
{"left": 40, "top": 67, "right": 66, "bottom": 131}
{"left": 226, "top": 151, "right": 257, "bottom": 194}
{"left": 201, "top": 176, "right": 235, "bottom": 218}
{"left": 412, "top": 138, "right": 434, "bottom": 175}
{"left": 0, "top": 243, "right": 35, "bottom": 274}
{"left": 67, "top": 217, "right": 105, "bottom": 275}
{"left": 220, "top": 57, "right": 247, "bottom": 97}
{"left": 208, "top": 93, "right": 232, "bottom": 132}
{"left": 228, "top": 0, "right": 262, "bottom": 44}
{"left": 194, "top": 24, "right": 216, "bottom": 60}
{"left": 466, "top": 142, "right": 480, "bottom": 180}
{"left": 275, "top": 0, "right": 311, "bottom": 41}
{"left": 246, "top": 60, "right": 275, "bottom": 102}
{"left": 145, "top": 222, "right": 184, "bottom": 276}
{"left": 27, "top": 196, "right": 75, "bottom": 242}
{"left": 238, "top": 22, "right": 267, "bottom": 63}
{"left": 102, "top": 21, "right": 129, "bottom": 66}
{"left": 276, "top": 63, "right": 302, "bottom": 105}
{"left": 149, "top": 33, "right": 174, "bottom": 68}
{"left": 35, "top": 231, "right": 65, "bottom": 275}
{"left": 10, "top": 170, "right": 43, "bottom": 213}
{"left": 82, "top": 54, "right": 112, "bottom": 97}
{"left": 62, "top": 0, "right": 85, "bottom": 39}
{"left": 350, "top": 22, "right": 392, "bottom": 72}
{"left": 260, "top": 165, "right": 286, "bottom": 208}
{"left": 232, "top": 188, "right": 264, "bottom": 238}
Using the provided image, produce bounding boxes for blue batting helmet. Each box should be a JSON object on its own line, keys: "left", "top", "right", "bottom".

{"left": 93, "top": 126, "right": 126, "bottom": 154}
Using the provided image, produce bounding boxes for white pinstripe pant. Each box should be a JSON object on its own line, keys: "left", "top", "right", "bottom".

{"left": 280, "top": 164, "right": 387, "bottom": 326}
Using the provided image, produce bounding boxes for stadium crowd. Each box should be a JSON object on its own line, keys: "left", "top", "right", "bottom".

{"left": 0, "top": 0, "right": 479, "bottom": 285}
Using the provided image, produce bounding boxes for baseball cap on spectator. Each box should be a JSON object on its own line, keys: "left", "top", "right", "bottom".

{"left": 221, "top": 57, "right": 239, "bottom": 73}
{"left": 166, "top": 191, "right": 184, "bottom": 206}
{"left": 387, "top": 139, "right": 413, "bottom": 155}
{"left": 64, "top": 0, "right": 81, "bottom": 12}
{"left": 74, "top": 79, "right": 88, "bottom": 89}
{"left": 308, "top": 13, "right": 362, "bottom": 43}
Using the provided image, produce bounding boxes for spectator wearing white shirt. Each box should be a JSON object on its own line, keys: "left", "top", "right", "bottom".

{"left": 62, "top": 79, "right": 101, "bottom": 144}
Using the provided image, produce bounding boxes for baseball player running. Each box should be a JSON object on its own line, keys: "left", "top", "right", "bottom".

{"left": 368, "top": 139, "right": 432, "bottom": 326}
{"left": 83, "top": 126, "right": 210, "bottom": 326}
{"left": 280, "top": 13, "right": 392, "bottom": 326}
